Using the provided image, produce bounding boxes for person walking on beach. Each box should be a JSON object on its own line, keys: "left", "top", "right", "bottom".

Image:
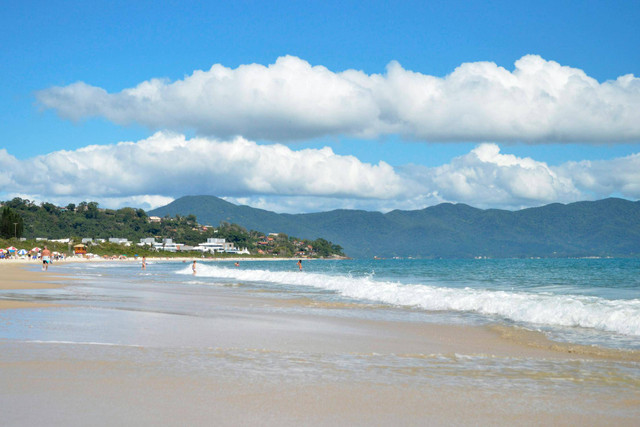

{"left": 192, "top": 260, "right": 197, "bottom": 275}
{"left": 41, "top": 246, "right": 51, "bottom": 271}
{"left": 297, "top": 259, "right": 302, "bottom": 271}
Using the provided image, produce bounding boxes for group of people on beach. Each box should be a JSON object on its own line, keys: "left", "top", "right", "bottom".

{"left": 1, "top": 245, "right": 64, "bottom": 264}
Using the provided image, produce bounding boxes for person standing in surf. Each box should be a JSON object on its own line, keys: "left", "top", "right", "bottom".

{"left": 192, "top": 260, "right": 197, "bottom": 275}
{"left": 297, "top": 259, "right": 302, "bottom": 271}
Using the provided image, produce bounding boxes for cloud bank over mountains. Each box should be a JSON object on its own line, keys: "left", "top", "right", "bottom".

{"left": 37, "top": 55, "right": 640, "bottom": 144}
{"left": 2, "top": 133, "right": 639, "bottom": 212}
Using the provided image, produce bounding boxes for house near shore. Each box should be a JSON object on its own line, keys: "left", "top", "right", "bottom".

{"left": 50, "top": 238, "right": 71, "bottom": 243}
{"left": 109, "top": 238, "right": 131, "bottom": 246}
{"left": 194, "top": 237, "right": 249, "bottom": 254}
{"left": 139, "top": 237, "right": 249, "bottom": 254}
{"left": 33, "top": 237, "right": 71, "bottom": 243}
{"left": 152, "top": 238, "right": 183, "bottom": 252}
{"left": 197, "top": 238, "right": 227, "bottom": 252}
{"left": 139, "top": 237, "right": 157, "bottom": 246}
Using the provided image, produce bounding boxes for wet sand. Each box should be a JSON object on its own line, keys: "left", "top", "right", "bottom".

{"left": 1, "top": 261, "right": 639, "bottom": 426}
{"left": 2, "top": 349, "right": 636, "bottom": 427}
{"left": 0, "top": 261, "right": 68, "bottom": 310}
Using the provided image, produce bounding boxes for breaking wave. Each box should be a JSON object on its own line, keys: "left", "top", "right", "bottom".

{"left": 177, "top": 264, "right": 640, "bottom": 337}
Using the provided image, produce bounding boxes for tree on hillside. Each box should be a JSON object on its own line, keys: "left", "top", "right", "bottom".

{"left": 0, "top": 206, "right": 24, "bottom": 239}
{"left": 86, "top": 202, "right": 99, "bottom": 219}
{"left": 312, "top": 238, "right": 342, "bottom": 257}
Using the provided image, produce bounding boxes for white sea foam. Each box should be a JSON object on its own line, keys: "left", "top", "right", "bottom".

{"left": 24, "top": 340, "right": 144, "bottom": 348}
{"left": 178, "top": 264, "right": 640, "bottom": 337}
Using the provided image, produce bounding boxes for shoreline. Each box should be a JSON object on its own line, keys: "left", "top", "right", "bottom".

{"left": 2, "top": 259, "right": 638, "bottom": 362}
{"left": 0, "top": 262, "right": 69, "bottom": 310}
{"left": 0, "top": 255, "right": 339, "bottom": 265}
{"left": 1, "top": 259, "right": 639, "bottom": 425}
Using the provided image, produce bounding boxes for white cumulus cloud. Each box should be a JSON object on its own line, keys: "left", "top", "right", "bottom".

{"left": 556, "top": 153, "right": 640, "bottom": 199}
{"left": 2, "top": 132, "right": 406, "bottom": 210}
{"left": 401, "top": 143, "right": 584, "bottom": 209}
{"left": 37, "top": 55, "right": 640, "bottom": 143}
{"left": 2, "top": 135, "right": 638, "bottom": 212}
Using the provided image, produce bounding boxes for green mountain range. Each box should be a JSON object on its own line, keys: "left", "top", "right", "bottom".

{"left": 149, "top": 196, "right": 640, "bottom": 259}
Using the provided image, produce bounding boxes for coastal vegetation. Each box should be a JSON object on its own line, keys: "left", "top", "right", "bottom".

{"left": 0, "top": 198, "right": 345, "bottom": 258}
{"left": 0, "top": 206, "right": 24, "bottom": 239}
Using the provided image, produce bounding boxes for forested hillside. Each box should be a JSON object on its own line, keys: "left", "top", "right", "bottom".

{"left": 0, "top": 198, "right": 345, "bottom": 258}
{"left": 151, "top": 196, "right": 640, "bottom": 258}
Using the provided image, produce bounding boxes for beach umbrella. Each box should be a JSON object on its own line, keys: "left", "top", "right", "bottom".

{"left": 0, "top": 249, "right": 6, "bottom": 253}
{"left": 6, "top": 246, "right": 17, "bottom": 252}
{"left": 17, "top": 249, "right": 27, "bottom": 256}
{"left": 31, "top": 247, "right": 41, "bottom": 252}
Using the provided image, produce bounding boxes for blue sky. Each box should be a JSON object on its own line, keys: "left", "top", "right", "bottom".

{"left": 1, "top": 0, "right": 639, "bottom": 213}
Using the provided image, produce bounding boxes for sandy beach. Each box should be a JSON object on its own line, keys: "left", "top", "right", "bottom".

{"left": 0, "top": 260, "right": 69, "bottom": 310}
{"left": 1, "top": 260, "right": 638, "bottom": 426}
